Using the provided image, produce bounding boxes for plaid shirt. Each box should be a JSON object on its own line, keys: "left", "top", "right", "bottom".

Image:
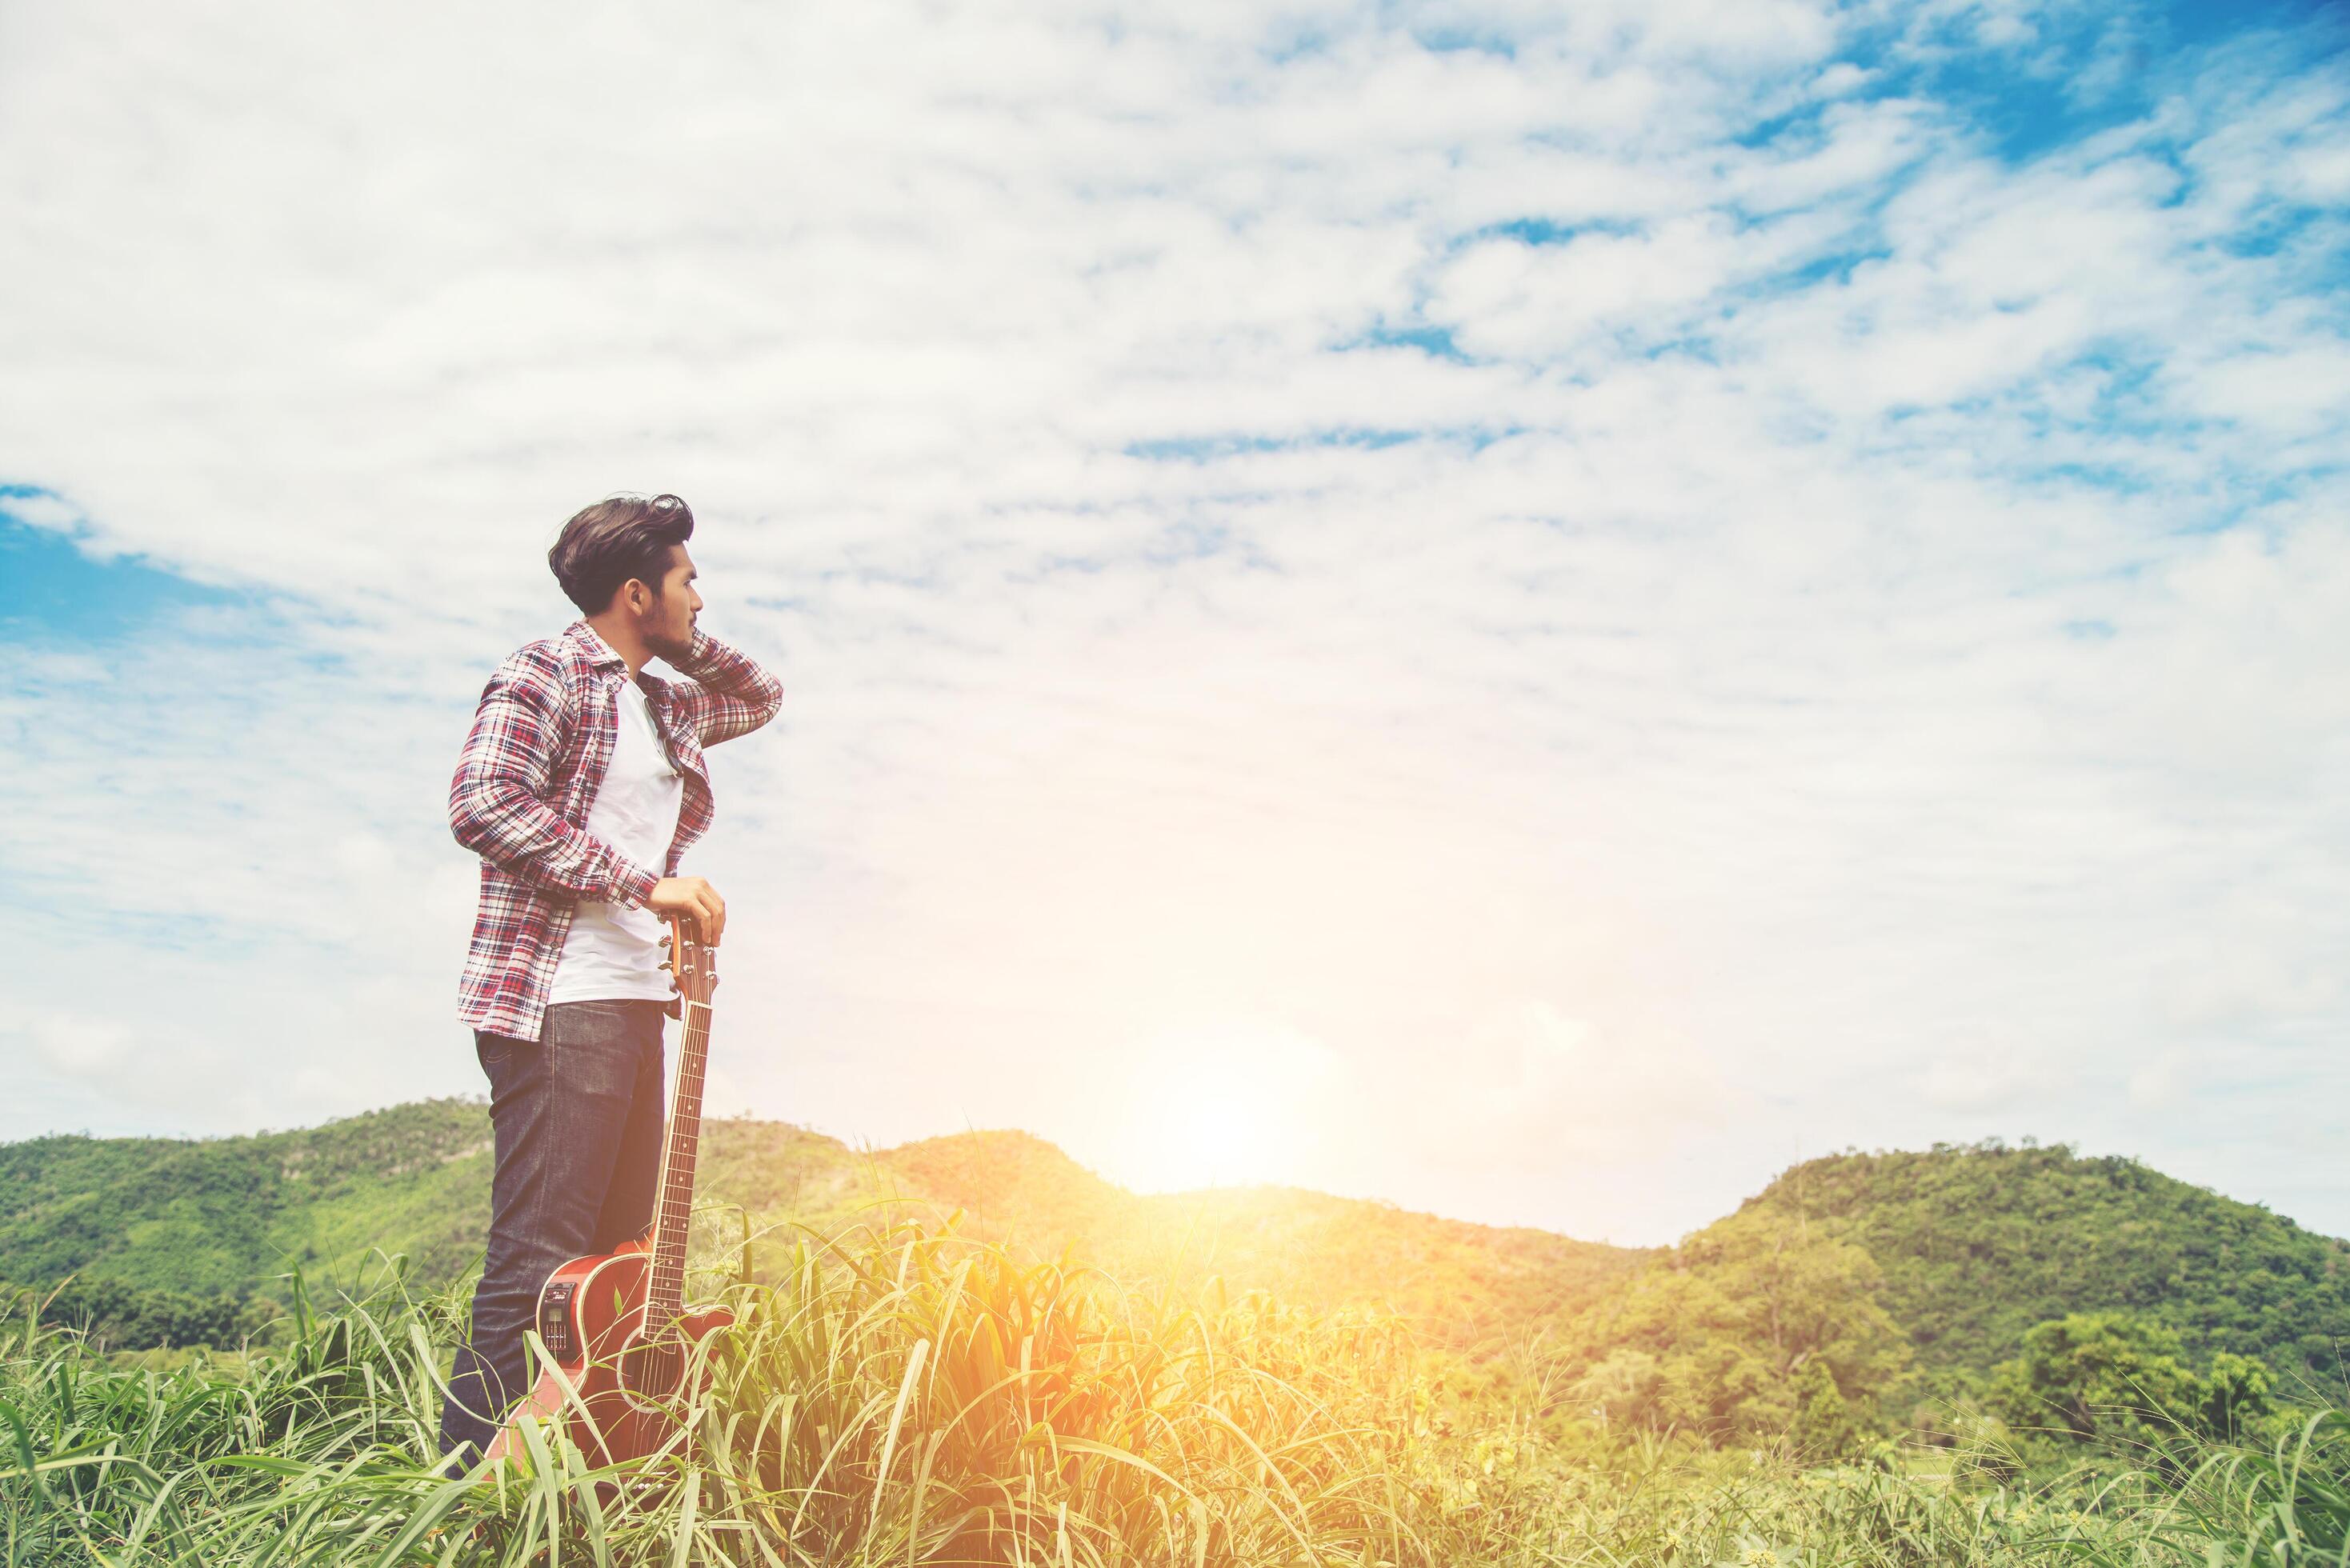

{"left": 450, "top": 619, "right": 782, "bottom": 1041}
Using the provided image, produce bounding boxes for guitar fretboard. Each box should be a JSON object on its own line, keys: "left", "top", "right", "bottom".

{"left": 647, "top": 996, "right": 710, "bottom": 1322}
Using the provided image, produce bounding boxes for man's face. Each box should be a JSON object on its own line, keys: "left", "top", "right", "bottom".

{"left": 630, "top": 543, "right": 703, "bottom": 657}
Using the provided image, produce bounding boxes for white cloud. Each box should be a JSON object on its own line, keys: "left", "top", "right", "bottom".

{"left": 1431, "top": 217, "right": 1750, "bottom": 358}
{"left": 2127, "top": 1048, "right": 2190, "bottom": 1114}
{"left": 2184, "top": 346, "right": 2350, "bottom": 439}
{"left": 1, "top": 490, "right": 82, "bottom": 533}
{"left": 1923, "top": 1044, "right": 2064, "bottom": 1115}
{"left": 29, "top": 1014, "right": 130, "bottom": 1076}
{"left": 1423, "top": 1001, "right": 1730, "bottom": 1170}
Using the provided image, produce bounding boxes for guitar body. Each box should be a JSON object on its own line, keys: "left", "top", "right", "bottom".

{"left": 480, "top": 914, "right": 733, "bottom": 1475}
{"left": 481, "top": 1238, "right": 734, "bottom": 1467}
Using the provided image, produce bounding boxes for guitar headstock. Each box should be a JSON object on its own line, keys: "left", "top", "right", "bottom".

{"left": 662, "top": 916, "right": 719, "bottom": 1006}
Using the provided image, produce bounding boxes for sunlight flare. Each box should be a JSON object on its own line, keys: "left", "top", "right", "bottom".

{"left": 1094, "top": 1019, "right": 1344, "bottom": 1194}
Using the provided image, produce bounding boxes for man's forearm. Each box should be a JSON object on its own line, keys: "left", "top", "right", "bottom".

{"left": 450, "top": 776, "right": 660, "bottom": 906}
{"left": 667, "top": 629, "right": 783, "bottom": 747}
{"left": 448, "top": 652, "right": 661, "bottom": 904}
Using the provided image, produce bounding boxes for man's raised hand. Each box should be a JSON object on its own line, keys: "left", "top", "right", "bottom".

{"left": 647, "top": 876, "right": 726, "bottom": 945}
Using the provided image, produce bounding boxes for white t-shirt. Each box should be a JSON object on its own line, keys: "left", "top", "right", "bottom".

{"left": 548, "top": 674, "right": 686, "bottom": 1005}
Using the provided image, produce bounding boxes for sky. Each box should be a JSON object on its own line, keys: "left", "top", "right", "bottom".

{"left": 2, "top": 0, "right": 2346, "bottom": 1248}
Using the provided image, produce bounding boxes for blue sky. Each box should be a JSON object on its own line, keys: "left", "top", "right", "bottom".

{"left": 2, "top": 0, "right": 2346, "bottom": 1245}
{"left": 0, "top": 491, "right": 237, "bottom": 641}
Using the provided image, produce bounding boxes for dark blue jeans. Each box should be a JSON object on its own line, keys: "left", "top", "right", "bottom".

{"left": 437, "top": 998, "right": 669, "bottom": 1465}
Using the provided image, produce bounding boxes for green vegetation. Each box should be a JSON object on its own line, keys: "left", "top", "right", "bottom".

{"left": 34, "top": 1112, "right": 2348, "bottom": 1396}
{"left": 1739, "top": 1140, "right": 2350, "bottom": 1391}
{"left": 1501, "top": 1141, "right": 2333, "bottom": 1467}
{"left": 13, "top": 1109, "right": 2350, "bottom": 1561}
{"left": 0, "top": 1274, "right": 267, "bottom": 1352}
{"left": 1990, "top": 1310, "right": 2280, "bottom": 1450}
{"left": 8, "top": 1222, "right": 2350, "bottom": 1565}
{"left": 0, "top": 1104, "right": 1645, "bottom": 1363}
{"left": 1540, "top": 1208, "right": 1912, "bottom": 1450}
{"left": 887, "top": 1129, "right": 1650, "bottom": 1358}
{"left": 0, "top": 1100, "right": 496, "bottom": 1303}
{"left": 0, "top": 1222, "right": 1643, "bottom": 1565}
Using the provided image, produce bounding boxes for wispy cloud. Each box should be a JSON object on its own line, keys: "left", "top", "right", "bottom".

{"left": 1, "top": 0, "right": 2344, "bottom": 1244}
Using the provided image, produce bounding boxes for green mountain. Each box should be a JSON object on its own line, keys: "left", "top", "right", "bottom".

{"left": 1734, "top": 1140, "right": 2350, "bottom": 1394}
{"left": 0, "top": 1099, "right": 496, "bottom": 1299}
{"left": 0, "top": 1101, "right": 1643, "bottom": 1362}
{"left": 886, "top": 1128, "right": 1646, "bottom": 1352}
{"left": 6, "top": 1107, "right": 2344, "bottom": 1417}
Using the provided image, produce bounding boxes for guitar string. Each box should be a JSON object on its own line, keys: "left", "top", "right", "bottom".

{"left": 646, "top": 976, "right": 713, "bottom": 1314}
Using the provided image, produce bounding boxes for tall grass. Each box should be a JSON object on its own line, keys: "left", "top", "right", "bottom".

{"left": 9, "top": 1218, "right": 2350, "bottom": 1566}
{"left": 0, "top": 1219, "right": 1508, "bottom": 1565}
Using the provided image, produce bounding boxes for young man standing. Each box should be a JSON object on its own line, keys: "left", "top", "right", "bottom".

{"left": 436, "top": 492, "right": 783, "bottom": 1466}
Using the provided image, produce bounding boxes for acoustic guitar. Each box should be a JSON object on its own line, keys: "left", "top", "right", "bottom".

{"left": 482, "top": 914, "right": 733, "bottom": 1470}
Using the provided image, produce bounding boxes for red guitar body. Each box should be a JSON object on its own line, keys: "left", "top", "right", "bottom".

{"left": 481, "top": 1239, "right": 734, "bottom": 1468}
{"left": 482, "top": 915, "right": 731, "bottom": 1473}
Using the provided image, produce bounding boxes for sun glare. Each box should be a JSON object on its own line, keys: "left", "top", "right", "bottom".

{"left": 1094, "top": 1021, "right": 1339, "bottom": 1194}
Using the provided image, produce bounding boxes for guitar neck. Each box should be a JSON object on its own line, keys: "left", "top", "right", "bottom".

{"left": 647, "top": 996, "right": 711, "bottom": 1321}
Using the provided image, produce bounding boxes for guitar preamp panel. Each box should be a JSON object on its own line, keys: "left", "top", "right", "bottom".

{"left": 538, "top": 1278, "right": 578, "bottom": 1362}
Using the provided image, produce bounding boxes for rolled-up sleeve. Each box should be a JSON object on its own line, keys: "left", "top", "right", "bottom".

{"left": 664, "top": 630, "right": 784, "bottom": 749}
{"left": 448, "top": 652, "right": 661, "bottom": 905}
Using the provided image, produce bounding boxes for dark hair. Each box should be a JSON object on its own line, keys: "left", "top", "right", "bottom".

{"left": 547, "top": 493, "right": 696, "bottom": 614}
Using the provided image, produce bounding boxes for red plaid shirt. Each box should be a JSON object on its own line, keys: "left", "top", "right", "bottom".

{"left": 450, "top": 619, "right": 782, "bottom": 1041}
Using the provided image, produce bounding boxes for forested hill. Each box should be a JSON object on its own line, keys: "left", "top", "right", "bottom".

{"left": 10, "top": 1107, "right": 2350, "bottom": 1397}
{"left": 1740, "top": 1142, "right": 2350, "bottom": 1386}
{"left": 0, "top": 1101, "right": 1644, "bottom": 1358}
{"left": 885, "top": 1129, "right": 1644, "bottom": 1355}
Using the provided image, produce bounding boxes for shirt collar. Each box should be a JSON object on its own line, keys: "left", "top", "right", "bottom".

{"left": 566, "top": 621, "right": 676, "bottom": 724}
{"left": 565, "top": 620, "right": 630, "bottom": 675}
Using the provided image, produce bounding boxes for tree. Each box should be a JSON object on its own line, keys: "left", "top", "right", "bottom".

{"left": 1569, "top": 1347, "right": 1662, "bottom": 1432}
{"left": 1990, "top": 1311, "right": 2274, "bottom": 1449}
{"left": 1560, "top": 1210, "right": 1911, "bottom": 1443}
{"left": 2198, "top": 1351, "right": 2276, "bottom": 1440}
{"left": 1789, "top": 1357, "right": 1861, "bottom": 1459}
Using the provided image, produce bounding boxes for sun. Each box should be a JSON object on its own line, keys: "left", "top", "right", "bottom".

{"left": 1120, "top": 1081, "right": 1282, "bottom": 1192}
{"left": 1094, "top": 1021, "right": 1339, "bottom": 1194}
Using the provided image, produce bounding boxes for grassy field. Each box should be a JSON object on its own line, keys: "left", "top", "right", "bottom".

{"left": 5, "top": 1218, "right": 2346, "bottom": 1566}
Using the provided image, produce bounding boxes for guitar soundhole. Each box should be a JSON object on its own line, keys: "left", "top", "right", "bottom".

{"left": 619, "top": 1336, "right": 685, "bottom": 1405}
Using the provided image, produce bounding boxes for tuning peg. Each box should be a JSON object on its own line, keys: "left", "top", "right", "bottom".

{"left": 659, "top": 934, "right": 672, "bottom": 947}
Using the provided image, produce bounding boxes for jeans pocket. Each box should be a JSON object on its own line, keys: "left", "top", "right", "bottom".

{"left": 476, "top": 1033, "right": 537, "bottom": 1110}
{"left": 541, "top": 1002, "right": 650, "bottom": 1099}
{"left": 556, "top": 999, "right": 639, "bottom": 1024}
{"left": 476, "top": 1034, "right": 512, "bottom": 1075}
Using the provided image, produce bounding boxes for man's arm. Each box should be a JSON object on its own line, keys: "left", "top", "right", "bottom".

{"left": 663, "top": 629, "right": 783, "bottom": 748}
{"left": 448, "top": 650, "right": 662, "bottom": 906}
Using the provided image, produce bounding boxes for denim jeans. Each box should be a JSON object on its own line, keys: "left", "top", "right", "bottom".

{"left": 437, "top": 998, "right": 669, "bottom": 1465}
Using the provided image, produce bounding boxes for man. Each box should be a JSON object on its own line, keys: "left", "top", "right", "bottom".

{"left": 436, "top": 492, "right": 783, "bottom": 1466}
